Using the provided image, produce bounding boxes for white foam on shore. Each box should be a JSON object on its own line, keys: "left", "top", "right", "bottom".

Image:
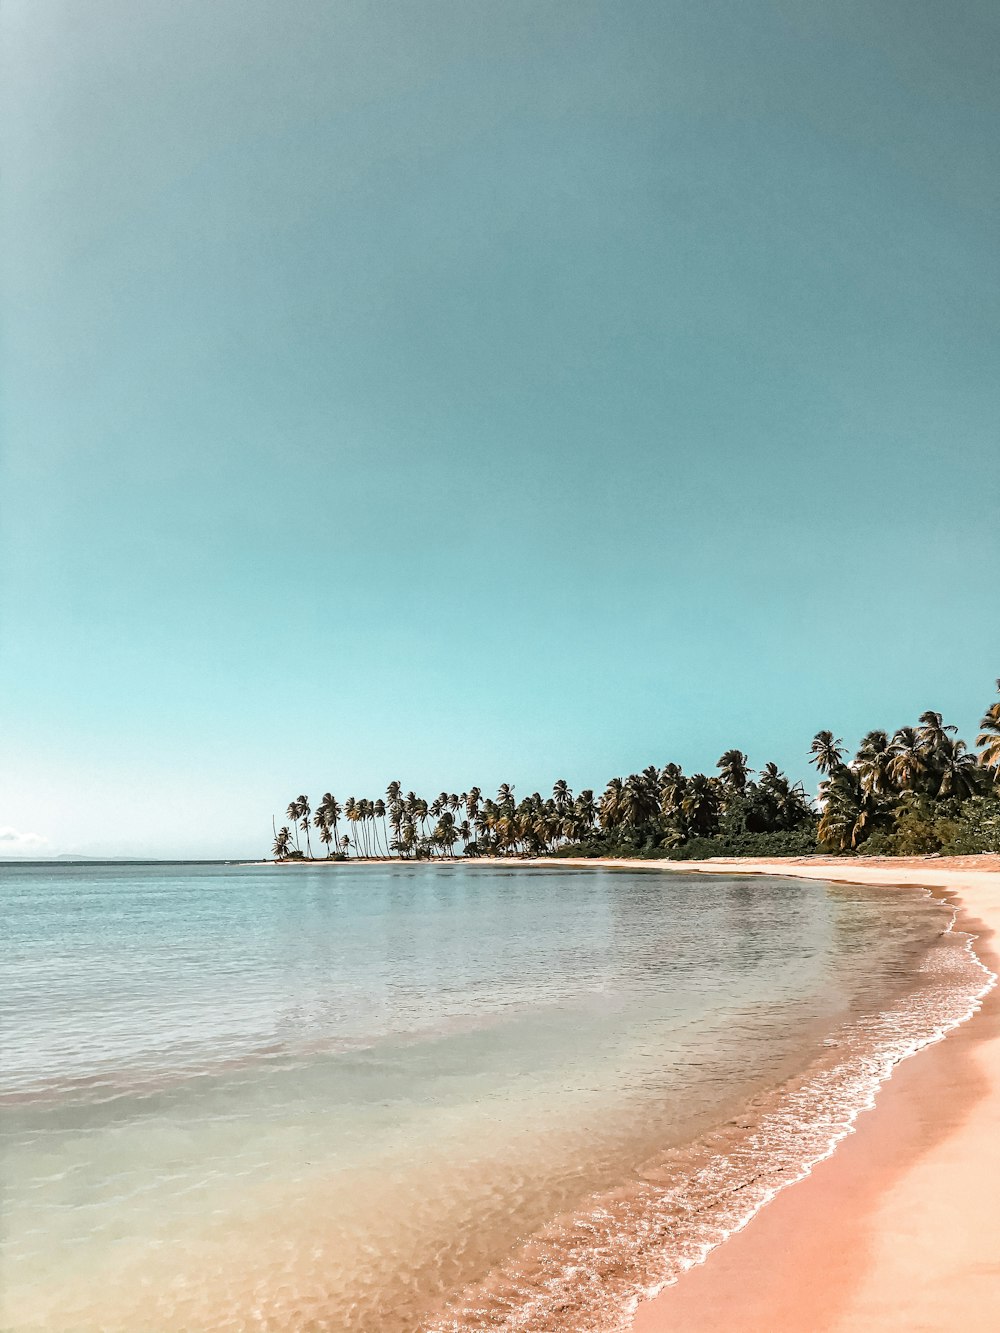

{"left": 427, "top": 891, "right": 996, "bottom": 1333}
{"left": 619, "top": 896, "right": 998, "bottom": 1314}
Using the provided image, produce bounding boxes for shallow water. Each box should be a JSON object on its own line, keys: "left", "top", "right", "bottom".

{"left": 0, "top": 861, "right": 987, "bottom": 1331}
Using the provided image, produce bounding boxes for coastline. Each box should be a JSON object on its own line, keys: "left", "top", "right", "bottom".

{"left": 619, "top": 855, "right": 1000, "bottom": 1332}
{"left": 255, "top": 851, "right": 1000, "bottom": 1328}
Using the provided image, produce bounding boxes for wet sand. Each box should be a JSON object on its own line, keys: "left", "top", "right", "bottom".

{"left": 623, "top": 855, "right": 1000, "bottom": 1333}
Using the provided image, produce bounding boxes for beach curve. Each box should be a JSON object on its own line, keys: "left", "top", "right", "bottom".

{"left": 619, "top": 854, "right": 1000, "bottom": 1333}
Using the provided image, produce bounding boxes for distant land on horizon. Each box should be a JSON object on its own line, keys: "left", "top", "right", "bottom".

{"left": 0, "top": 856, "right": 235, "bottom": 865}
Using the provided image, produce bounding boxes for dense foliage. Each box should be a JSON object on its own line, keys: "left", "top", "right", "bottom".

{"left": 810, "top": 680, "right": 1000, "bottom": 856}
{"left": 270, "top": 680, "right": 1000, "bottom": 861}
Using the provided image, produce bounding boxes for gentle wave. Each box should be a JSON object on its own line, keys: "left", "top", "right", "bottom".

{"left": 425, "top": 897, "right": 994, "bottom": 1333}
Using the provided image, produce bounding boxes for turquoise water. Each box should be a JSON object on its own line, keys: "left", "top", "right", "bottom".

{"left": 0, "top": 861, "right": 984, "bottom": 1331}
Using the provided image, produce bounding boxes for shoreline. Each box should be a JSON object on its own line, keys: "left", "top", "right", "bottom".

{"left": 619, "top": 855, "right": 1000, "bottom": 1332}
{"left": 254, "top": 851, "right": 1000, "bottom": 1327}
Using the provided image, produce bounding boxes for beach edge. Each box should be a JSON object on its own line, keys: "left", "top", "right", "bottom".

{"left": 620, "top": 855, "right": 1000, "bottom": 1333}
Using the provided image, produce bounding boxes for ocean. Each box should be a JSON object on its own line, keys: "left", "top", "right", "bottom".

{"left": 0, "top": 860, "right": 987, "bottom": 1331}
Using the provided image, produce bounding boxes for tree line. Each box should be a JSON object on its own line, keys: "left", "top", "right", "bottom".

{"left": 270, "top": 679, "right": 1000, "bottom": 861}
{"left": 809, "top": 682, "right": 1000, "bottom": 855}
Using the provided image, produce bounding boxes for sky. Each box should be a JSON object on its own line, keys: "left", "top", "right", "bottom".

{"left": 1, "top": 0, "right": 998, "bottom": 859}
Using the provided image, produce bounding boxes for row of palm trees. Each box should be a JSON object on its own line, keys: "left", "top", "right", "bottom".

{"left": 810, "top": 684, "right": 1000, "bottom": 851}
{"left": 270, "top": 681, "right": 999, "bottom": 861}
{"left": 270, "top": 759, "right": 813, "bottom": 860}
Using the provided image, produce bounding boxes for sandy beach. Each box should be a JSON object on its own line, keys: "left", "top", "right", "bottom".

{"left": 617, "top": 854, "right": 1000, "bottom": 1333}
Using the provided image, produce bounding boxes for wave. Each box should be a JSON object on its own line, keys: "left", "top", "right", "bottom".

{"left": 424, "top": 895, "right": 995, "bottom": 1333}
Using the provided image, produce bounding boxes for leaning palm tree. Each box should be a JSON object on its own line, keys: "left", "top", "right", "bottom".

{"left": 294, "top": 795, "right": 312, "bottom": 858}
{"left": 271, "top": 826, "right": 293, "bottom": 861}
{"left": 976, "top": 682, "right": 1000, "bottom": 773}
{"left": 285, "top": 798, "right": 303, "bottom": 851}
{"left": 312, "top": 805, "right": 330, "bottom": 853}
{"left": 325, "top": 795, "right": 342, "bottom": 850}
{"left": 343, "top": 797, "right": 359, "bottom": 855}
{"left": 809, "top": 731, "right": 846, "bottom": 776}
{"left": 398, "top": 819, "right": 417, "bottom": 857}
{"left": 413, "top": 796, "right": 430, "bottom": 839}
{"left": 374, "top": 798, "right": 389, "bottom": 856}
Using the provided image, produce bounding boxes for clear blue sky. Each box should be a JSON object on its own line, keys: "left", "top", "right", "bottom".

{"left": 2, "top": 1, "right": 998, "bottom": 858}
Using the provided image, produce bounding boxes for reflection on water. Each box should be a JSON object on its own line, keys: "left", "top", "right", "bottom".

{"left": 0, "top": 861, "right": 986, "bottom": 1331}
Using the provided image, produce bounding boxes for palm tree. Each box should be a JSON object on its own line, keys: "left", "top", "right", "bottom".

{"left": 716, "top": 749, "right": 750, "bottom": 792}
{"left": 374, "top": 798, "right": 389, "bottom": 856}
{"left": 935, "top": 736, "right": 979, "bottom": 800}
{"left": 659, "top": 764, "right": 686, "bottom": 818}
{"left": 680, "top": 774, "right": 720, "bottom": 836}
{"left": 413, "top": 796, "right": 430, "bottom": 839}
{"left": 396, "top": 819, "right": 417, "bottom": 858}
{"left": 285, "top": 799, "right": 303, "bottom": 851}
{"left": 292, "top": 795, "right": 312, "bottom": 857}
{"left": 855, "top": 730, "right": 894, "bottom": 796}
{"left": 552, "top": 779, "right": 572, "bottom": 814}
{"left": 620, "top": 772, "right": 659, "bottom": 827}
{"left": 758, "top": 761, "right": 785, "bottom": 794}
{"left": 917, "top": 710, "right": 957, "bottom": 756}
{"left": 325, "top": 795, "right": 342, "bottom": 850}
{"left": 809, "top": 731, "right": 846, "bottom": 776}
{"left": 343, "top": 797, "right": 360, "bottom": 856}
{"left": 575, "top": 789, "right": 597, "bottom": 832}
{"left": 312, "top": 804, "right": 330, "bottom": 854}
{"left": 818, "top": 766, "right": 874, "bottom": 852}
{"left": 272, "top": 826, "right": 293, "bottom": 860}
{"left": 888, "top": 727, "right": 925, "bottom": 792}
{"left": 599, "top": 777, "right": 624, "bottom": 829}
{"left": 317, "top": 822, "right": 334, "bottom": 857}
{"left": 434, "top": 811, "right": 458, "bottom": 857}
{"left": 976, "top": 682, "right": 1000, "bottom": 773}
{"left": 495, "top": 808, "right": 518, "bottom": 855}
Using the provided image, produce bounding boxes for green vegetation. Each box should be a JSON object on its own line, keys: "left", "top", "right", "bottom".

{"left": 270, "top": 679, "right": 1000, "bottom": 861}
{"left": 813, "top": 682, "right": 1000, "bottom": 856}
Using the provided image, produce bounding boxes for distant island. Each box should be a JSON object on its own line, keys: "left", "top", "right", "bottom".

{"left": 271, "top": 679, "right": 1000, "bottom": 863}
